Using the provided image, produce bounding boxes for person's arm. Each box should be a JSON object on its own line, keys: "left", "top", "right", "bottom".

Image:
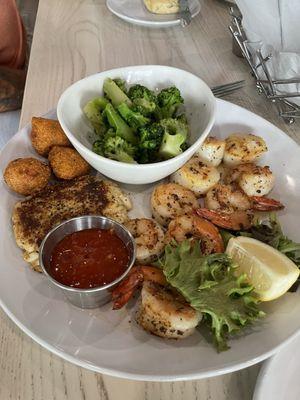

{"left": 0, "top": 66, "right": 26, "bottom": 112}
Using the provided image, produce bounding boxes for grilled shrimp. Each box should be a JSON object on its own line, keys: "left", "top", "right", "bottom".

{"left": 124, "top": 218, "right": 165, "bottom": 264}
{"left": 205, "top": 183, "right": 283, "bottom": 213}
{"left": 198, "top": 184, "right": 254, "bottom": 230}
{"left": 151, "top": 183, "right": 198, "bottom": 227}
{"left": 225, "top": 163, "right": 275, "bottom": 197}
{"left": 198, "top": 183, "right": 283, "bottom": 230}
{"left": 165, "top": 214, "right": 224, "bottom": 254}
{"left": 223, "top": 134, "right": 267, "bottom": 166}
{"left": 112, "top": 266, "right": 201, "bottom": 339}
{"left": 195, "top": 136, "right": 225, "bottom": 167}
{"left": 196, "top": 208, "right": 254, "bottom": 230}
{"left": 205, "top": 183, "right": 251, "bottom": 212}
{"left": 112, "top": 265, "right": 166, "bottom": 309}
{"left": 137, "top": 281, "right": 202, "bottom": 339}
{"left": 171, "top": 156, "right": 220, "bottom": 197}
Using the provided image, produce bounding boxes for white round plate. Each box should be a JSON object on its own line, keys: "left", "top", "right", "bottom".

{"left": 253, "top": 333, "right": 300, "bottom": 400}
{"left": 106, "top": 0, "right": 201, "bottom": 28}
{"left": 1, "top": 99, "right": 300, "bottom": 381}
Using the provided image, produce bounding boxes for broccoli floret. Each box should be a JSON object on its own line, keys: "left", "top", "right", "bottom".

{"left": 104, "top": 103, "right": 137, "bottom": 145}
{"left": 157, "top": 86, "right": 184, "bottom": 119}
{"left": 128, "top": 84, "right": 158, "bottom": 116}
{"left": 93, "top": 139, "right": 104, "bottom": 156}
{"left": 104, "top": 136, "right": 136, "bottom": 163}
{"left": 105, "top": 127, "right": 116, "bottom": 138}
{"left": 113, "top": 78, "right": 127, "bottom": 93}
{"left": 137, "top": 123, "right": 164, "bottom": 163}
{"left": 117, "top": 102, "right": 150, "bottom": 131}
{"left": 158, "top": 117, "right": 189, "bottom": 159}
{"left": 93, "top": 132, "right": 136, "bottom": 163}
{"left": 83, "top": 97, "right": 109, "bottom": 135}
{"left": 93, "top": 128, "right": 116, "bottom": 155}
{"left": 103, "top": 78, "right": 132, "bottom": 107}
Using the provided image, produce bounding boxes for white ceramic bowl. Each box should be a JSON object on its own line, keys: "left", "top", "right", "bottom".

{"left": 57, "top": 65, "right": 215, "bottom": 184}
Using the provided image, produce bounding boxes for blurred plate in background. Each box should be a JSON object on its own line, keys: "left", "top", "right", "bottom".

{"left": 106, "top": 0, "right": 201, "bottom": 28}
{"left": 253, "top": 333, "right": 300, "bottom": 400}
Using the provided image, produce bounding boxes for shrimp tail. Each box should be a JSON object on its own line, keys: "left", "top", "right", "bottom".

{"left": 192, "top": 215, "right": 224, "bottom": 253}
{"left": 196, "top": 208, "right": 253, "bottom": 231}
{"left": 251, "top": 196, "right": 284, "bottom": 211}
{"left": 112, "top": 267, "right": 144, "bottom": 310}
{"left": 112, "top": 266, "right": 166, "bottom": 310}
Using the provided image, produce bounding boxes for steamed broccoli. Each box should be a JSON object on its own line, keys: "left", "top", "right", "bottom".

{"left": 93, "top": 139, "right": 105, "bottom": 156}
{"left": 92, "top": 129, "right": 115, "bottom": 156}
{"left": 137, "top": 123, "right": 164, "bottom": 163}
{"left": 157, "top": 86, "right": 184, "bottom": 119}
{"left": 88, "top": 80, "right": 190, "bottom": 164}
{"left": 93, "top": 134, "right": 136, "bottom": 164}
{"left": 103, "top": 78, "right": 132, "bottom": 107}
{"left": 113, "top": 78, "right": 127, "bottom": 93}
{"left": 128, "top": 84, "right": 158, "bottom": 116}
{"left": 158, "top": 117, "right": 189, "bottom": 159}
{"left": 104, "top": 103, "right": 137, "bottom": 144}
{"left": 83, "top": 97, "right": 109, "bottom": 135}
{"left": 117, "top": 102, "right": 150, "bottom": 131}
{"left": 103, "top": 136, "right": 136, "bottom": 163}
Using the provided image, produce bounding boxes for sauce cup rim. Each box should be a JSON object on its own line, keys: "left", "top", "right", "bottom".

{"left": 39, "top": 215, "right": 136, "bottom": 293}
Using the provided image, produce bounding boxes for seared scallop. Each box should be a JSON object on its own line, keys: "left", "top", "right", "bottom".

{"left": 223, "top": 134, "right": 267, "bottom": 166}
{"left": 171, "top": 156, "right": 220, "bottom": 197}
{"left": 195, "top": 136, "right": 225, "bottom": 167}
{"left": 136, "top": 281, "right": 202, "bottom": 339}
{"left": 233, "top": 164, "right": 275, "bottom": 197}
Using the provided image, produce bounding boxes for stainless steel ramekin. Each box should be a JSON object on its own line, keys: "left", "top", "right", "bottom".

{"left": 39, "top": 215, "right": 136, "bottom": 309}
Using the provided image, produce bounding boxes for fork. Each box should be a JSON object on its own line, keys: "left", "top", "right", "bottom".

{"left": 179, "top": 0, "right": 192, "bottom": 27}
{"left": 211, "top": 80, "right": 245, "bottom": 97}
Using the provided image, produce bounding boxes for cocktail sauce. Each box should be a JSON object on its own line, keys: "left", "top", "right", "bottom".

{"left": 49, "top": 228, "right": 130, "bottom": 289}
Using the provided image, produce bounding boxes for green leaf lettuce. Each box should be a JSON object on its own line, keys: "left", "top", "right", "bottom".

{"left": 159, "top": 241, "right": 264, "bottom": 351}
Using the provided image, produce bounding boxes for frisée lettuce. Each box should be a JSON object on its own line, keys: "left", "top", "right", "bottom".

{"left": 159, "top": 241, "right": 264, "bottom": 351}
{"left": 221, "top": 214, "right": 300, "bottom": 268}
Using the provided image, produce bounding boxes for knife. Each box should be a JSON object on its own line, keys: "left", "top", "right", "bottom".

{"left": 179, "top": 0, "right": 192, "bottom": 27}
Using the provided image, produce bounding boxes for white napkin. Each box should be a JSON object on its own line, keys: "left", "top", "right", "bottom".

{"left": 235, "top": 0, "right": 300, "bottom": 52}
{"left": 235, "top": 0, "right": 300, "bottom": 104}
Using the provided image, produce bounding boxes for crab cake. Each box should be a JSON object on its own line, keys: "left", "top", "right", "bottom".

{"left": 4, "top": 157, "right": 51, "bottom": 195}
{"left": 31, "top": 117, "right": 71, "bottom": 156}
{"left": 48, "top": 146, "right": 90, "bottom": 180}
{"left": 12, "top": 175, "right": 132, "bottom": 271}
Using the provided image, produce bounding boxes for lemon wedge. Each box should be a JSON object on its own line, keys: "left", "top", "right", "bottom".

{"left": 226, "top": 236, "right": 300, "bottom": 301}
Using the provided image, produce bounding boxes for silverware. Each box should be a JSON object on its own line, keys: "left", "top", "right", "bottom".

{"left": 39, "top": 215, "right": 136, "bottom": 309}
{"left": 211, "top": 80, "right": 245, "bottom": 97}
{"left": 179, "top": 0, "right": 192, "bottom": 27}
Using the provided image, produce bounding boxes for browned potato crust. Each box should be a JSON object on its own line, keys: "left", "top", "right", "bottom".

{"left": 31, "top": 117, "right": 71, "bottom": 156}
{"left": 4, "top": 158, "right": 51, "bottom": 195}
{"left": 48, "top": 146, "right": 90, "bottom": 180}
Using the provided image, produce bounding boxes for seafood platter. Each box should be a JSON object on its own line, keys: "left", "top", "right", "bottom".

{"left": 1, "top": 66, "right": 300, "bottom": 380}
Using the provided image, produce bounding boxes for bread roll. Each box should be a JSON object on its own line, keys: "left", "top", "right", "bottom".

{"left": 144, "top": 0, "right": 180, "bottom": 14}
